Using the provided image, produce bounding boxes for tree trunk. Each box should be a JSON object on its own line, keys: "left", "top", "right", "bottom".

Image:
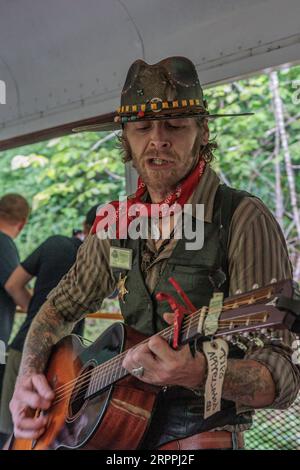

{"left": 269, "top": 70, "right": 300, "bottom": 280}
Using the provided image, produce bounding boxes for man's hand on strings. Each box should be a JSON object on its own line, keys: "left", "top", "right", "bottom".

{"left": 122, "top": 313, "right": 207, "bottom": 389}
{"left": 10, "top": 374, "right": 54, "bottom": 439}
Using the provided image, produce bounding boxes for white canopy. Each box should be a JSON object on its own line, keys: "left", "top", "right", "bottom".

{"left": 0, "top": 0, "right": 300, "bottom": 149}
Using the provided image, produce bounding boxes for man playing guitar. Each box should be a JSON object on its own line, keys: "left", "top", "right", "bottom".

{"left": 9, "top": 57, "right": 300, "bottom": 450}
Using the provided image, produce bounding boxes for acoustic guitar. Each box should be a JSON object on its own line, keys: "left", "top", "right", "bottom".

{"left": 10, "top": 279, "right": 296, "bottom": 450}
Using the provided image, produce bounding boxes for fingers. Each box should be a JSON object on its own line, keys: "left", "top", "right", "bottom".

{"left": 11, "top": 405, "right": 48, "bottom": 440}
{"left": 122, "top": 335, "right": 178, "bottom": 386}
{"left": 122, "top": 342, "right": 156, "bottom": 372}
{"left": 14, "top": 426, "right": 46, "bottom": 440}
{"left": 123, "top": 335, "right": 176, "bottom": 371}
{"left": 14, "top": 389, "right": 51, "bottom": 411}
{"left": 10, "top": 374, "right": 54, "bottom": 440}
{"left": 147, "top": 335, "right": 175, "bottom": 362}
{"left": 12, "top": 375, "right": 54, "bottom": 410}
{"left": 14, "top": 413, "right": 48, "bottom": 431}
{"left": 163, "top": 312, "right": 175, "bottom": 325}
{"left": 31, "top": 375, "right": 55, "bottom": 401}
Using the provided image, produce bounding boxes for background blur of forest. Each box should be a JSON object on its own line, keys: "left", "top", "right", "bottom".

{"left": 1, "top": 64, "right": 300, "bottom": 449}
{"left": 1, "top": 65, "right": 299, "bottom": 279}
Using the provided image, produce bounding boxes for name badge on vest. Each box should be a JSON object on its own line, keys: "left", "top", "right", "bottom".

{"left": 109, "top": 247, "right": 133, "bottom": 270}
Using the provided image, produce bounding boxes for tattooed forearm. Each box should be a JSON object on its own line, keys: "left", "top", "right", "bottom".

{"left": 19, "top": 300, "right": 74, "bottom": 377}
{"left": 222, "top": 359, "right": 276, "bottom": 407}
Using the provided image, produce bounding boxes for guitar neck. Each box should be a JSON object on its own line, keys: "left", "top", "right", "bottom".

{"left": 85, "top": 279, "right": 293, "bottom": 399}
{"left": 85, "top": 312, "right": 200, "bottom": 399}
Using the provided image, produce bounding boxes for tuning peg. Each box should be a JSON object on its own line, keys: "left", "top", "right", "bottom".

{"left": 253, "top": 337, "right": 265, "bottom": 347}
{"left": 241, "top": 332, "right": 250, "bottom": 338}
{"left": 270, "top": 332, "right": 283, "bottom": 342}
{"left": 257, "top": 328, "right": 282, "bottom": 342}
{"left": 266, "top": 328, "right": 277, "bottom": 340}
{"left": 229, "top": 335, "right": 237, "bottom": 345}
{"left": 236, "top": 340, "right": 248, "bottom": 351}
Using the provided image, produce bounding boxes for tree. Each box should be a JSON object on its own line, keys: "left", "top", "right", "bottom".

{"left": 0, "top": 131, "right": 125, "bottom": 257}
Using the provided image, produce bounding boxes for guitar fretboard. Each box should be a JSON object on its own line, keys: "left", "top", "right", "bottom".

{"left": 85, "top": 315, "right": 197, "bottom": 399}
{"left": 84, "top": 281, "right": 290, "bottom": 400}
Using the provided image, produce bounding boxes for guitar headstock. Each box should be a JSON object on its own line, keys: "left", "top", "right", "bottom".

{"left": 213, "top": 279, "right": 295, "bottom": 350}
{"left": 164, "top": 279, "right": 296, "bottom": 351}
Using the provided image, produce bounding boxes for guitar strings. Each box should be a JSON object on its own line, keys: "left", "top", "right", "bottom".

{"left": 52, "top": 314, "right": 270, "bottom": 408}
{"left": 50, "top": 295, "right": 273, "bottom": 406}
{"left": 52, "top": 289, "right": 271, "bottom": 398}
{"left": 52, "top": 301, "right": 267, "bottom": 402}
{"left": 52, "top": 313, "right": 271, "bottom": 407}
{"left": 51, "top": 294, "right": 274, "bottom": 405}
{"left": 52, "top": 307, "right": 271, "bottom": 406}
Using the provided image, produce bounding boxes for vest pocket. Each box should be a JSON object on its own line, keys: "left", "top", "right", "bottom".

{"left": 170, "top": 264, "right": 210, "bottom": 274}
{"left": 167, "top": 264, "right": 212, "bottom": 292}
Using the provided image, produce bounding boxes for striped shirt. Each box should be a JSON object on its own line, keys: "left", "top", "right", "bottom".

{"left": 48, "top": 164, "right": 300, "bottom": 425}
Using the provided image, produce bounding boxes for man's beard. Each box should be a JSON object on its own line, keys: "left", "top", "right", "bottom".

{"left": 131, "top": 135, "right": 203, "bottom": 192}
{"left": 132, "top": 149, "right": 178, "bottom": 191}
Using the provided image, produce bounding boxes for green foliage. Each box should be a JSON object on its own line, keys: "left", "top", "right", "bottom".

{"left": 204, "top": 66, "right": 300, "bottom": 278}
{"left": 0, "top": 132, "right": 125, "bottom": 257}
{"left": 206, "top": 69, "right": 300, "bottom": 206}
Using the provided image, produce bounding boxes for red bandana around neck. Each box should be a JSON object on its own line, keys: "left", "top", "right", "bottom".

{"left": 92, "top": 159, "right": 206, "bottom": 238}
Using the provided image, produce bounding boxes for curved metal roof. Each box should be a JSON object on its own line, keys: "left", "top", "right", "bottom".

{"left": 0, "top": 0, "right": 300, "bottom": 149}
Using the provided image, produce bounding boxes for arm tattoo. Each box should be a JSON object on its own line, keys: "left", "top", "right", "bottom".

{"left": 222, "top": 359, "right": 276, "bottom": 407}
{"left": 19, "top": 300, "right": 74, "bottom": 377}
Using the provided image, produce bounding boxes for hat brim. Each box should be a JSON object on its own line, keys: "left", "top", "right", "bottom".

{"left": 72, "top": 111, "right": 254, "bottom": 133}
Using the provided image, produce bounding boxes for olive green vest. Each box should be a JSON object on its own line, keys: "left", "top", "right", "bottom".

{"left": 111, "top": 184, "right": 255, "bottom": 447}
{"left": 111, "top": 184, "right": 253, "bottom": 334}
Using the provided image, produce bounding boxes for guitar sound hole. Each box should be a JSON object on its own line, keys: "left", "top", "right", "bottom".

{"left": 68, "top": 362, "right": 95, "bottom": 421}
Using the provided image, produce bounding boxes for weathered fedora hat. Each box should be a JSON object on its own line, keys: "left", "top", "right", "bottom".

{"left": 73, "top": 56, "right": 252, "bottom": 132}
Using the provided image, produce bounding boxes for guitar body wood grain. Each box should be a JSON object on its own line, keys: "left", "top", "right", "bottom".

{"left": 10, "top": 323, "right": 159, "bottom": 450}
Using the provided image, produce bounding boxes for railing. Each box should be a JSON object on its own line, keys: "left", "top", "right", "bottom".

{"left": 16, "top": 308, "right": 123, "bottom": 321}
